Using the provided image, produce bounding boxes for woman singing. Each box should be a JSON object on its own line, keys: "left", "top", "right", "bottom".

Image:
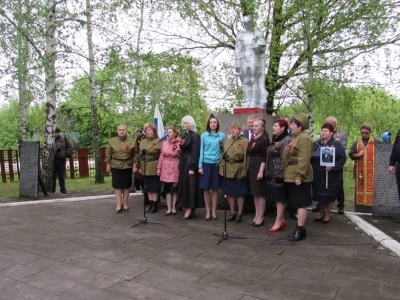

{"left": 284, "top": 114, "right": 313, "bottom": 241}
{"left": 157, "top": 126, "right": 181, "bottom": 216}
{"left": 178, "top": 115, "right": 204, "bottom": 219}
{"left": 220, "top": 122, "right": 249, "bottom": 223}
{"left": 312, "top": 123, "right": 346, "bottom": 223}
{"left": 198, "top": 114, "right": 225, "bottom": 220}
{"left": 133, "top": 123, "right": 161, "bottom": 213}
{"left": 247, "top": 118, "right": 270, "bottom": 227}
{"left": 265, "top": 119, "right": 291, "bottom": 232}
{"left": 105, "top": 124, "right": 135, "bottom": 213}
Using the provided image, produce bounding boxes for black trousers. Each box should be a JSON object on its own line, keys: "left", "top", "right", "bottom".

{"left": 336, "top": 184, "right": 345, "bottom": 210}
{"left": 52, "top": 159, "right": 67, "bottom": 193}
{"left": 396, "top": 164, "right": 400, "bottom": 200}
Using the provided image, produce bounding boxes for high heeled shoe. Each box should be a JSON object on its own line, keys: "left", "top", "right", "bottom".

{"left": 268, "top": 220, "right": 287, "bottom": 232}
{"left": 115, "top": 208, "right": 122, "bottom": 213}
{"left": 150, "top": 202, "right": 158, "bottom": 213}
{"left": 123, "top": 208, "right": 129, "bottom": 212}
{"left": 165, "top": 212, "right": 172, "bottom": 216}
{"left": 248, "top": 221, "right": 255, "bottom": 225}
{"left": 289, "top": 226, "right": 306, "bottom": 241}
{"left": 314, "top": 216, "right": 325, "bottom": 222}
{"left": 227, "top": 213, "right": 237, "bottom": 222}
{"left": 252, "top": 220, "right": 264, "bottom": 227}
{"left": 145, "top": 202, "right": 153, "bottom": 212}
{"left": 181, "top": 215, "right": 192, "bottom": 220}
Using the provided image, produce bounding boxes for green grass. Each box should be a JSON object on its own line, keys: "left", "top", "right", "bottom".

{"left": 0, "top": 177, "right": 114, "bottom": 202}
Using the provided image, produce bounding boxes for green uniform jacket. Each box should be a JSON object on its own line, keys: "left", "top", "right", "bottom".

{"left": 219, "top": 136, "right": 249, "bottom": 179}
{"left": 105, "top": 136, "right": 135, "bottom": 169}
{"left": 136, "top": 137, "right": 161, "bottom": 176}
{"left": 284, "top": 131, "right": 313, "bottom": 182}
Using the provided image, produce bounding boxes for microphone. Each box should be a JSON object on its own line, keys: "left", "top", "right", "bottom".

{"left": 234, "top": 133, "right": 243, "bottom": 140}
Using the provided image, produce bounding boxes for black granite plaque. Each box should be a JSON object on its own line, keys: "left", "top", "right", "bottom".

{"left": 19, "top": 141, "right": 40, "bottom": 199}
{"left": 373, "top": 144, "right": 400, "bottom": 217}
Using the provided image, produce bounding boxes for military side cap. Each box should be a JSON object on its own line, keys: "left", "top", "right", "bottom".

{"left": 293, "top": 114, "right": 309, "bottom": 130}
{"left": 231, "top": 121, "right": 242, "bottom": 129}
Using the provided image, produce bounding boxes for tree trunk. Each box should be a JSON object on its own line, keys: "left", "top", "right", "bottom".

{"left": 304, "top": 1, "right": 314, "bottom": 138}
{"left": 17, "top": 0, "right": 28, "bottom": 142}
{"left": 131, "top": 0, "right": 145, "bottom": 135}
{"left": 42, "top": 0, "right": 57, "bottom": 192}
{"left": 86, "top": 0, "right": 104, "bottom": 184}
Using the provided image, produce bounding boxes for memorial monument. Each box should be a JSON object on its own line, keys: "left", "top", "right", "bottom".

{"left": 235, "top": 15, "right": 267, "bottom": 109}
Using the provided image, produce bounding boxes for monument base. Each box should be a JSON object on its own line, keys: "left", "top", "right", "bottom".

{"left": 354, "top": 205, "right": 373, "bottom": 214}
{"left": 233, "top": 107, "right": 265, "bottom": 115}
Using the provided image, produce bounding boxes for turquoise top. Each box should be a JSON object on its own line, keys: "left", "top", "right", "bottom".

{"left": 198, "top": 131, "right": 226, "bottom": 168}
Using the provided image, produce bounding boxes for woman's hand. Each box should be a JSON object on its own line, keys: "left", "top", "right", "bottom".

{"left": 198, "top": 168, "right": 204, "bottom": 175}
{"left": 189, "top": 170, "right": 194, "bottom": 175}
{"left": 106, "top": 164, "right": 111, "bottom": 173}
{"left": 325, "top": 166, "right": 333, "bottom": 172}
{"left": 257, "top": 171, "right": 263, "bottom": 180}
{"left": 132, "top": 166, "right": 137, "bottom": 173}
{"left": 156, "top": 169, "right": 161, "bottom": 176}
{"left": 295, "top": 179, "right": 301, "bottom": 186}
{"left": 219, "top": 172, "right": 224, "bottom": 177}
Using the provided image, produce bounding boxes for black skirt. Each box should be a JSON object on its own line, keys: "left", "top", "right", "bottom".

{"left": 266, "top": 178, "right": 286, "bottom": 204}
{"left": 248, "top": 156, "right": 265, "bottom": 197}
{"left": 111, "top": 168, "right": 132, "bottom": 189}
{"left": 285, "top": 182, "right": 312, "bottom": 208}
{"left": 144, "top": 176, "right": 161, "bottom": 193}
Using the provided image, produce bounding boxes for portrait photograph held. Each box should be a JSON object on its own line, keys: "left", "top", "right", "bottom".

{"left": 320, "top": 147, "right": 335, "bottom": 167}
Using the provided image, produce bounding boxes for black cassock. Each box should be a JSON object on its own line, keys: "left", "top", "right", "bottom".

{"left": 177, "top": 130, "right": 205, "bottom": 209}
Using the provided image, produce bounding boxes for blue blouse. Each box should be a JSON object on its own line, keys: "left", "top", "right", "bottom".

{"left": 198, "top": 131, "right": 226, "bottom": 167}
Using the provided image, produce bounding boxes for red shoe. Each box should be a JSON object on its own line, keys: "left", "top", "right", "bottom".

{"left": 268, "top": 220, "right": 287, "bottom": 232}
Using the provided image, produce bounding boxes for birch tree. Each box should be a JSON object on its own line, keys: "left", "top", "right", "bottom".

{"left": 41, "top": 0, "right": 58, "bottom": 191}
{"left": 86, "top": 0, "right": 103, "bottom": 183}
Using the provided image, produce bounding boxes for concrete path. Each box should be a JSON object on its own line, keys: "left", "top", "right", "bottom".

{"left": 0, "top": 195, "right": 400, "bottom": 299}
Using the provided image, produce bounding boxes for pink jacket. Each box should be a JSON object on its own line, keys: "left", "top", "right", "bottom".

{"left": 157, "top": 137, "right": 181, "bottom": 183}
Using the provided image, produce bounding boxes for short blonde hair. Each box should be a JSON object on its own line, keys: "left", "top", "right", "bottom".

{"left": 181, "top": 115, "right": 197, "bottom": 132}
{"left": 117, "top": 124, "right": 127, "bottom": 131}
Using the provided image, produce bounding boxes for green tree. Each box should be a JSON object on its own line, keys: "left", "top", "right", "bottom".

{"left": 169, "top": 0, "right": 400, "bottom": 114}
{"left": 59, "top": 50, "right": 209, "bottom": 147}
{"left": 279, "top": 81, "right": 400, "bottom": 143}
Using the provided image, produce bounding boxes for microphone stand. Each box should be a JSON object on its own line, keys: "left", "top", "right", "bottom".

{"left": 213, "top": 135, "right": 247, "bottom": 245}
{"left": 131, "top": 135, "right": 166, "bottom": 228}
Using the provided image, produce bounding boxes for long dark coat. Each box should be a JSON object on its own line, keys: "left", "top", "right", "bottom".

{"left": 177, "top": 130, "right": 204, "bottom": 209}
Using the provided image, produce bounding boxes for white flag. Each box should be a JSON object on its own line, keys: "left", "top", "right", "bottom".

{"left": 153, "top": 104, "right": 165, "bottom": 138}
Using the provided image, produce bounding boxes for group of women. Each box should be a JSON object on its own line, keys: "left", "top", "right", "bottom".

{"left": 105, "top": 113, "right": 346, "bottom": 242}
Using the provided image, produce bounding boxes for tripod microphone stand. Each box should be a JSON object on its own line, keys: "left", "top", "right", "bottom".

{"left": 213, "top": 134, "right": 247, "bottom": 245}
{"left": 131, "top": 136, "right": 166, "bottom": 228}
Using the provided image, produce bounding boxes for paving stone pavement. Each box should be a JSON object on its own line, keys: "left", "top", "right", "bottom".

{"left": 0, "top": 195, "right": 400, "bottom": 300}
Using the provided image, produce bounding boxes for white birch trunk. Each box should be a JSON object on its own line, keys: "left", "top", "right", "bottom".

{"left": 86, "top": 0, "right": 103, "bottom": 183}
{"left": 131, "top": 0, "right": 145, "bottom": 134}
{"left": 17, "top": 1, "right": 28, "bottom": 142}
{"left": 42, "top": 0, "right": 57, "bottom": 191}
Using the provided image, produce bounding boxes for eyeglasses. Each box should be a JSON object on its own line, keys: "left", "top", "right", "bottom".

{"left": 360, "top": 131, "right": 370, "bottom": 135}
